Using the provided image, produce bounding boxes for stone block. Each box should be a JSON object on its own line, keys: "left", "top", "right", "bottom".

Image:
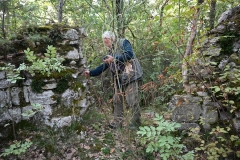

{"left": 0, "top": 71, "right": 5, "bottom": 80}
{"left": 170, "top": 95, "right": 202, "bottom": 122}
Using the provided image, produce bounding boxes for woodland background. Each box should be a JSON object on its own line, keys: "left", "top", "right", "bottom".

{"left": 0, "top": 0, "right": 240, "bottom": 159}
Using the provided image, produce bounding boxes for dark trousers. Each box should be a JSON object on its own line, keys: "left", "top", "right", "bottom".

{"left": 113, "top": 80, "right": 141, "bottom": 126}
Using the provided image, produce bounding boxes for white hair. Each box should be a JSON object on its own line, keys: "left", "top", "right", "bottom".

{"left": 102, "top": 31, "right": 116, "bottom": 41}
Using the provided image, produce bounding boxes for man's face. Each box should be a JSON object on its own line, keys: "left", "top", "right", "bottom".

{"left": 103, "top": 37, "right": 112, "bottom": 48}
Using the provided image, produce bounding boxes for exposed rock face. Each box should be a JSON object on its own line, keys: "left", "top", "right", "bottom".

{"left": 0, "top": 25, "right": 92, "bottom": 137}
{"left": 169, "top": 95, "right": 202, "bottom": 123}
{"left": 170, "top": 5, "right": 240, "bottom": 132}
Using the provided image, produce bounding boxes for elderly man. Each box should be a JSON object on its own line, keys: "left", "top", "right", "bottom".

{"left": 84, "top": 31, "right": 143, "bottom": 129}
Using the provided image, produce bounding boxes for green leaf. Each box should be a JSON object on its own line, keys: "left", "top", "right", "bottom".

{"left": 214, "top": 86, "right": 221, "bottom": 92}
{"left": 146, "top": 131, "right": 151, "bottom": 137}
{"left": 236, "top": 151, "right": 240, "bottom": 157}
{"left": 210, "top": 61, "right": 218, "bottom": 65}
{"left": 234, "top": 140, "right": 240, "bottom": 146}
{"left": 146, "top": 145, "right": 153, "bottom": 153}
{"left": 165, "top": 4, "right": 173, "bottom": 11}
{"left": 144, "top": 126, "right": 150, "bottom": 132}
{"left": 229, "top": 100, "right": 235, "bottom": 105}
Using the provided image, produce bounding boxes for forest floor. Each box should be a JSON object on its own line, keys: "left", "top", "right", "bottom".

{"left": 0, "top": 105, "right": 160, "bottom": 160}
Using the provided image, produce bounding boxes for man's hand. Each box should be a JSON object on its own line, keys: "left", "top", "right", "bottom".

{"left": 103, "top": 55, "right": 114, "bottom": 64}
{"left": 83, "top": 70, "right": 90, "bottom": 77}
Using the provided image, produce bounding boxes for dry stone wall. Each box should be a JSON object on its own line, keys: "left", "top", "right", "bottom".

{"left": 0, "top": 24, "right": 93, "bottom": 138}
{"left": 169, "top": 5, "right": 240, "bottom": 132}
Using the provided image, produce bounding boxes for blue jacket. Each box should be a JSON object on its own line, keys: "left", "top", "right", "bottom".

{"left": 89, "top": 39, "right": 143, "bottom": 85}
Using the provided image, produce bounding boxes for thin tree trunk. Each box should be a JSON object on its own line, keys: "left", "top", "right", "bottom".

{"left": 1, "top": 7, "right": 6, "bottom": 39}
{"left": 58, "top": 0, "right": 65, "bottom": 23}
{"left": 103, "top": 0, "right": 111, "bottom": 18}
{"left": 182, "top": 0, "right": 204, "bottom": 92}
{"left": 116, "top": 0, "right": 124, "bottom": 38}
{"left": 209, "top": 0, "right": 216, "bottom": 30}
{"left": 159, "top": 0, "right": 170, "bottom": 27}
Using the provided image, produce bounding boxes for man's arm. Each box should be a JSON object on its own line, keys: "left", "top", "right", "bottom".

{"left": 115, "top": 39, "right": 134, "bottom": 62}
{"left": 89, "top": 63, "right": 109, "bottom": 76}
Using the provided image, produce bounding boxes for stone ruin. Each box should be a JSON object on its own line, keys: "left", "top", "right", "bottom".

{"left": 169, "top": 5, "right": 240, "bottom": 132}
{"left": 0, "top": 24, "right": 93, "bottom": 138}
{"left": 1, "top": 6, "right": 240, "bottom": 139}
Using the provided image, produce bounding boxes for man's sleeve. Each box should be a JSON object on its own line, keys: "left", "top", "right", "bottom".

{"left": 90, "top": 63, "right": 109, "bottom": 76}
{"left": 115, "top": 39, "right": 134, "bottom": 62}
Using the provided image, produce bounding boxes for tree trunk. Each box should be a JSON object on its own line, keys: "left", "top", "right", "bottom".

{"left": 1, "top": 8, "right": 6, "bottom": 39}
{"left": 209, "top": 0, "right": 216, "bottom": 30}
{"left": 116, "top": 0, "right": 124, "bottom": 38}
{"left": 1, "top": 0, "right": 7, "bottom": 39}
{"left": 58, "top": 0, "right": 65, "bottom": 23}
{"left": 182, "top": 0, "right": 204, "bottom": 92}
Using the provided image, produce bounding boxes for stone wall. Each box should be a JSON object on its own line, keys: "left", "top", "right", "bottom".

{"left": 169, "top": 5, "right": 240, "bottom": 132}
{"left": 0, "top": 24, "right": 93, "bottom": 138}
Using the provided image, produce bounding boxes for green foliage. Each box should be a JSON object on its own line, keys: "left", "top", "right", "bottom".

{"left": 91, "top": 122, "right": 101, "bottom": 132}
{"left": 24, "top": 45, "right": 66, "bottom": 77}
{"left": 0, "top": 63, "right": 25, "bottom": 83}
{"left": 68, "top": 122, "right": 86, "bottom": 134}
{"left": 0, "top": 140, "right": 33, "bottom": 157}
{"left": 189, "top": 126, "right": 239, "bottom": 159}
{"left": 141, "top": 65, "right": 181, "bottom": 109}
{"left": 121, "top": 150, "right": 134, "bottom": 159}
{"left": 0, "top": 39, "right": 12, "bottom": 57}
{"left": 31, "top": 79, "right": 45, "bottom": 93}
{"left": 28, "top": 34, "right": 52, "bottom": 43}
{"left": 1, "top": 1, "right": 240, "bottom": 159}
{"left": 81, "top": 106, "right": 105, "bottom": 125}
{"left": 211, "top": 63, "right": 240, "bottom": 112}
{"left": 21, "top": 103, "right": 43, "bottom": 118}
{"left": 217, "top": 35, "right": 235, "bottom": 55}
{"left": 103, "top": 132, "right": 115, "bottom": 146}
{"left": 49, "top": 28, "right": 63, "bottom": 42}
{"left": 151, "top": 51, "right": 166, "bottom": 80}
{"left": 0, "top": 46, "right": 66, "bottom": 85}
{"left": 38, "top": 129, "right": 58, "bottom": 154}
{"left": 101, "top": 147, "right": 110, "bottom": 155}
{"left": 137, "top": 113, "right": 194, "bottom": 160}
{"left": 54, "top": 78, "right": 69, "bottom": 94}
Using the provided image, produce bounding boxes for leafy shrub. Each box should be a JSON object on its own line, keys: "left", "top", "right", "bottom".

{"left": 189, "top": 126, "right": 240, "bottom": 160}
{"left": 24, "top": 45, "right": 66, "bottom": 77}
{"left": 0, "top": 140, "right": 32, "bottom": 157}
{"left": 137, "top": 113, "right": 194, "bottom": 160}
{"left": 211, "top": 64, "right": 240, "bottom": 113}
{"left": 0, "top": 45, "right": 66, "bottom": 84}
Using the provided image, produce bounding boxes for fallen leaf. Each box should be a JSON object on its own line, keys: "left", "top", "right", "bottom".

{"left": 177, "top": 99, "right": 183, "bottom": 107}
{"left": 110, "top": 148, "right": 115, "bottom": 153}
{"left": 83, "top": 145, "right": 90, "bottom": 150}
